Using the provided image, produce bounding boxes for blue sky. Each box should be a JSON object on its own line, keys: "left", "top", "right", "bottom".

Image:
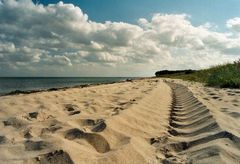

{"left": 0, "top": 0, "right": 240, "bottom": 76}
{"left": 34, "top": 0, "right": 240, "bottom": 31}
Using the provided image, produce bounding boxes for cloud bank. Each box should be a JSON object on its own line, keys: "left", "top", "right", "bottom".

{"left": 0, "top": 0, "right": 239, "bottom": 76}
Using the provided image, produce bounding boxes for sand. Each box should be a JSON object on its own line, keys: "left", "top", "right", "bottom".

{"left": 0, "top": 78, "right": 239, "bottom": 164}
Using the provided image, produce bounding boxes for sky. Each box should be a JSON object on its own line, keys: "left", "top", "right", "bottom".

{"left": 34, "top": 0, "right": 240, "bottom": 31}
{"left": 0, "top": 0, "right": 240, "bottom": 77}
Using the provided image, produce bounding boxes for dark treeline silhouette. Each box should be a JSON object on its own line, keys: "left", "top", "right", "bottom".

{"left": 155, "top": 69, "right": 196, "bottom": 77}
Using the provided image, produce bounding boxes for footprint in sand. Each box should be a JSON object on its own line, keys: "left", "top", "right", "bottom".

{"left": 24, "top": 140, "right": 49, "bottom": 151}
{"left": 81, "top": 119, "right": 107, "bottom": 132}
{"left": 228, "top": 93, "right": 236, "bottom": 96}
{"left": 228, "top": 112, "right": 240, "bottom": 118}
{"left": 211, "top": 96, "right": 220, "bottom": 99}
{"left": 41, "top": 124, "right": 62, "bottom": 135}
{"left": 35, "top": 150, "right": 74, "bottom": 164}
{"left": 25, "top": 111, "right": 54, "bottom": 121}
{"left": 232, "top": 99, "right": 239, "bottom": 103}
{"left": 64, "top": 128, "right": 110, "bottom": 153}
{"left": 233, "top": 104, "right": 239, "bottom": 107}
{"left": 28, "top": 112, "right": 39, "bottom": 119}
{"left": 220, "top": 107, "right": 228, "bottom": 112}
{"left": 23, "top": 129, "right": 33, "bottom": 139}
{"left": 3, "top": 117, "right": 25, "bottom": 129}
{"left": 0, "top": 136, "right": 7, "bottom": 144}
{"left": 40, "top": 119, "right": 63, "bottom": 135}
{"left": 91, "top": 120, "right": 107, "bottom": 132}
{"left": 64, "top": 104, "right": 81, "bottom": 116}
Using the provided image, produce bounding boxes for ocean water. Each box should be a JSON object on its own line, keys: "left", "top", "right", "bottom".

{"left": 0, "top": 77, "right": 132, "bottom": 95}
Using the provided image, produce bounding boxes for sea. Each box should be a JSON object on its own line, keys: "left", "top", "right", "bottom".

{"left": 0, "top": 77, "right": 134, "bottom": 96}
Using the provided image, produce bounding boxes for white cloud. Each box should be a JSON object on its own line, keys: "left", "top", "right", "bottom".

{"left": 0, "top": 0, "right": 239, "bottom": 76}
{"left": 0, "top": 42, "right": 15, "bottom": 53}
{"left": 41, "top": 54, "right": 72, "bottom": 66}
{"left": 226, "top": 17, "right": 240, "bottom": 32}
{"left": 90, "top": 41, "right": 104, "bottom": 50}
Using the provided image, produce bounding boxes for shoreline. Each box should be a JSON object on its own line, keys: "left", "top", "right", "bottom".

{"left": 0, "top": 77, "right": 145, "bottom": 97}
{"left": 3, "top": 76, "right": 240, "bottom": 97}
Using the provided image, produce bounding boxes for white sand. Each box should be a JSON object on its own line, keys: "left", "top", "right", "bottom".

{"left": 0, "top": 78, "right": 239, "bottom": 164}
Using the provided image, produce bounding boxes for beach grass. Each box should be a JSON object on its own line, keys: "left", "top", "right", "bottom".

{"left": 156, "top": 59, "right": 240, "bottom": 88}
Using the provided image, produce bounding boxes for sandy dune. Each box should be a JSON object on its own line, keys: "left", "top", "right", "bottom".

{"left": 0, "top": 78, "right": 239, "bottom": 163}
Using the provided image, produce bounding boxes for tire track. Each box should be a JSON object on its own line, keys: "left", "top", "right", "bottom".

{"left": 162, "top": 82, "right": 240, "bottom": 163}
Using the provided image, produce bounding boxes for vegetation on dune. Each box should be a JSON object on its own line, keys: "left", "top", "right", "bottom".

{"left": 155, "top": 59, "right": 240, "bottom": 88}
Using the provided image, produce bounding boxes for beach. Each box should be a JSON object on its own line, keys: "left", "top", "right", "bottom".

{"left": 0, "top": 78, "right": 239, "bottom": 163}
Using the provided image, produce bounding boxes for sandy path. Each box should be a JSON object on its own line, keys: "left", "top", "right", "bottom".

{"left": 0, "top": 78, "right": 240, "bottom": 163}
{"left": 155, "top": 81, "right": 240, "bottom": 163}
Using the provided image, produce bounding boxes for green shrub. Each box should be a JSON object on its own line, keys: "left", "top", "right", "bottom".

{"left": 157, "top": 59, "right": 240, "bottom": 88}
{"left": 207, "top": 63, "right": 240, "bottom": 88}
